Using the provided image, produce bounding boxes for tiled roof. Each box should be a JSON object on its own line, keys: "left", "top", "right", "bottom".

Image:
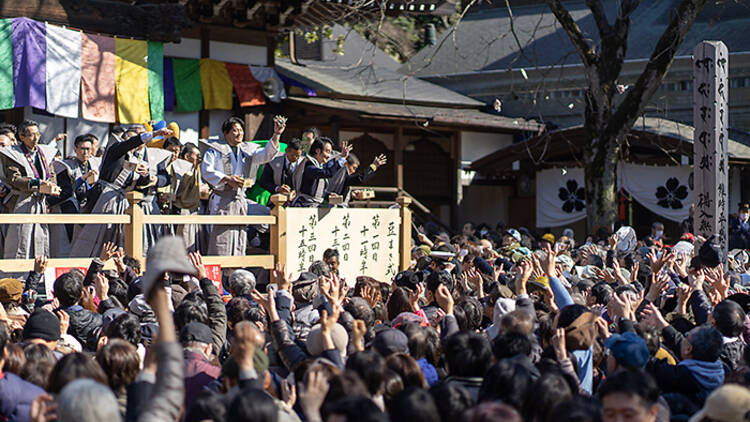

{"left": 403, "top": 0, "right": 750, "bottom": 77}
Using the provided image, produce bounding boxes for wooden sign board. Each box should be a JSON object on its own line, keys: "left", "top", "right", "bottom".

{"left": 286, "top": 208, "right": 401, "bottom": 286}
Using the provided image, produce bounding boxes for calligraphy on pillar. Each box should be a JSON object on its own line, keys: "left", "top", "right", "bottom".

{"left": 693, "top": 41, "right": 729, "bottom": 259}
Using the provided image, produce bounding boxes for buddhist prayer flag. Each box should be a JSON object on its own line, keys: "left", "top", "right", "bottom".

{"left": 200, "top": 58, "right": 233, "bottom": 110}
{"left": 172, "top": 58, "right": 202, "bottom": 112}
{"left": 115, "top": 38, "right": 150, "bottom": 124}
{"left": 225, "top": 63, "right": 265, "bottom": 107}
{"left": 12, "top": 18, "right": 46, "bottom": 109}
{"left": 0, "top": 20, "right": 14, "bottom": 109}
{"left": 163, "top": 58, "right": 175, "bottom": 112}
{"left": 45, "top": 24, "right": 81, "bottom": 118}
{"left": 147, "top": 41, "right": 164, "bottom": 121}
{"left": 250, "top": 66, "right": 287, "bottom": 103}
{"left": 81, "top": 34, "right": 116, "bottom": 122}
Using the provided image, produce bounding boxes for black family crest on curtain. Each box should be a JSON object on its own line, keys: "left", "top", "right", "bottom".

{"left": 558, "top": 180, "right": 586, "bottom": 213}
{"left": 655, "top": 177, "right": 689, "bottom": 209}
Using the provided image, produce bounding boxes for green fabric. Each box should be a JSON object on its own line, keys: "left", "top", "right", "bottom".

{"left": 247, "top": 141, "right": 287, "bottom": 206}
{"left": 0, "top": 19, "right": 13, "bottom": 109}
{"left": 172, "top": 58, "right": 202, "bottom": 112}
{"left": 147, "top": 42, "right": 164, "bottom": 121}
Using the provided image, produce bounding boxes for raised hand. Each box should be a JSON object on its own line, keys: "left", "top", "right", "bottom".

{"left": 56, "top": 309, "right": 70, "bottom": 335}
{"left": 551, "top": 328, "right": 567, "bottom": 361}
{"left": 372, "top": 154, "right": 387, "bottom": 168}
{"left": 34, "top": 255, "right": 48, "bottom": 274}
{"left": 188, "top": 252, "right": 207, "bottom": 280}
{"left": 640, "top": 303, "right": 669, "bottom": 330}
{"left": 272, "top": 263, "right": 292, "bottom": 291}
{"left": 99, "top": 241, "right": 118, "bottom": 262}
{"left": 298, "top": 370, "right": 330, "bottom": 422}
{"left": 351, "top": 319, "right": 366, "bottom": 352}
{"left": 408, "top": 283, "right": 424, "bottom": 312}
{"left": 94, "top": 273, "right": 109, "bottom": 301}
{"left": 273, "top": 115, "right": 287, "bottom": 135}
{"left": 340, "top": 140, "right": 353, "bottom": 159}
{"left": 232, "top": 321, "right": 265, "bottom": 370}
{"left": 435, "top": 284, "right": 454, "bottom": 315}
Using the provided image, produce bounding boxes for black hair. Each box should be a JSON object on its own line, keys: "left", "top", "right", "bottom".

{"left": 443, "top": 332, "right": 492, "bottom": 378}
{"left": 429, "top": 382, "right": 474, "bottom": 422}
{"left": 17, "top": 120, "right": 39, "bottom": 138}
{"left": 491, "top": 332, "right": 532, "bottom": 360}
{"left": 174, "top": 294, "right": 209, "bottom": 330}
{"left": 111, "top": 126, "right": 124, "bottom": 135}
{"left": 226, "top": 387, "right": 278, "bottom": 422}
{"left": 163, "top": 136, "right": 180, "bottom": 149}
{"left": 227, "top": 297, "right": 253, "bottom": 327}
{"left": 323, "top": 371, "right": 371, "bottom": 411}
{"left": 21, "top": 343, "right": 56, "bottom": 390}
{"left": 425, "top": 270, "right": 453, "bottom": 294}
{"left": 523, "top": 370, "right": 573, "bottom": 422}
{"left": 344, "top": 297, "right": 374, "bottom": 328}
{"left": 345, "top": 351, "right": 387, "bottom": 396}
{"left": 713, "top": 299, "right": 746, "bottom": 338}
{"left": 107, "top": 313, "right": 143, "bottom": 347}
{"left": 180, "top": 143, "right": 200, "bottom": 159}
{"left": 557, "top": 304, "right": 589, "bottom": 329}
{"left": 184, "top": 390, "right": 227, "bottom": 422}
{"left": 0, "top": 123, "right": 16, "bottom": 137}
{"left": 389, "top": 387, "right": 440, "bottom": 422}
{"left": 221, "top": 116, "right": 244, "bottom": 134}
{"left": 108, "top": 279, "right": 128, "bottom": 308}
{"left": 551, "top": 396, "right": 603, "bottom": 422}
{"left": 689, "top": 325, "right": 723, "bottom": 362}
{"left": 324, "top": 248, "right": 340, "bottom": 260}
{"left": 53, "top": 272, "right": 83, "bottom": 308}
{"left": 591, "top": 283, "right": 613, "bottom": 305}
{"left": 598, "top": 368, "right": 660, "bottom": 408}
{"left": 346, "top": 152, "right": 360, "bottom": 166}
{"left": 310, "top": 137, "right": 333, "bottom": 157}
{"left": 302, "top": 127, "right": 320, "bottom": 139}
{"left": 456, "top": 296, "right": 483, "bottom": 331}
{"left": 399, "top": 323, "right": 428, "bottom": 360}
{"left": 122, "top": 255, "right": 141, "bottom": 273}
{"left": 73, "top": 134, "right": 97, "bottom": 147}
{"left": 323, "top": 395, "right": 389, "bottom": 422}
{"left": 47, "top": 352, "right": 108, "bottom": 394}
{"left": 286, "top": 138, "right": 303, "bottom": 151}
{"left": 478, "top": 360, "right": 533, "bottom": 410}
{"left": 0, "top": 320, "right": 7, "bottom": 352}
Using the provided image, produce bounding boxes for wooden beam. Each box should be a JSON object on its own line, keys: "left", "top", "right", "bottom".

{"left": 200, "top": 255, "right": 275, "bottom": 269}
{"left": 199, "top": 26, "right": 210, "bottom": 139}
{"left": 0, "top": 214, "right": 130, "bottom": 224}
{"left": 394, "top": 126, "right": 404, "bottom": 190}
{"left": 141, "top": 215, "right": 276, "bottom": 225}
{"left": 0, "top": 0, "right": 192, "bottom": 43}
{"left": 398, "top": 196, "right": 413, "bottom": 271}
{"left": 452, "top": 131, "right": 462, "bottom": 230}
{"left": 266, "top": 35, "right": 277, "bottom": 67}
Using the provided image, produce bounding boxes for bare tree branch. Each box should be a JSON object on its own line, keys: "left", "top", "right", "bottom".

{"left": 545, "top": 0, "right": 597, "bottom": 68}
{"left": 585, "top": 0, "right": 611, "bottom": 37}
{"left": 607, "top": 0, "right": 709, "bottom": 139}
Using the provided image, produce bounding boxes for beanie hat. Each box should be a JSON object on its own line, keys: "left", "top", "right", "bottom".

{"left": 306, "top": 323, "right": 348, "bottom": 358}
{"left": 23, "top": 309, "right": 61, "bottom": 341}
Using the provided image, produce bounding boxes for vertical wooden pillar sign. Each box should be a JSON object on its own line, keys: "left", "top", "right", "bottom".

{"left": 398, "top": 196, "right": 412, "bottom": 271}
{"left": 270, "top": 194, "right": 289, "bottom": 269}
{"left": 693, "top": 41, "right": 729, "bottom": 259}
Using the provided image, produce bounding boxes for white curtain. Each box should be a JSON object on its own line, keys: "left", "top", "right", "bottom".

{"left": 619, "top": 163, "right": 693, "bottom": 223}
{"left": 536, "top": 168, "right": 586, "bottom": 227}
{"left": 45, "top": 24, "right": 81, "bottom": 118}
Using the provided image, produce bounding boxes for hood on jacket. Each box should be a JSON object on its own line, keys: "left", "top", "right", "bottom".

{"left": 678, "top": 359, "right": 725, "bottom": 390}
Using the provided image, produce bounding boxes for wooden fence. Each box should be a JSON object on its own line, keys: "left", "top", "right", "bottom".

{"left": 0, "top": 192, "right": 412, "bottom": 275}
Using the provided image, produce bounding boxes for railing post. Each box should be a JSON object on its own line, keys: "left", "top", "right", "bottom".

{"left": 397, "top": 196, "right": 412, "bottom": 271}
{"left": 125, "top": 191, "right": 144, "bottom": 266}
{"left": 270, "top": 194, "right": 289, "bottom": 269}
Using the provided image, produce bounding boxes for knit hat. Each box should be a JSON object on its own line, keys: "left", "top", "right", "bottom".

{"left": 504, "top": 229, "right": 521, "bottom": 242}
{"left": 604, "top": 332, "right": 650, "bottom": 369}
{"left": 565, "top": 312, "right": 599, "bottom": 351}
{"left": 0, "top": 278, "right": 23, "bottom": 303}
{"left": 689, "top": 384, "right": 750, "bottom": 422}
{"left": 473, "top": 257, "right": 493, "bottom": 276}
{"left": 306, "top": 323, "right": 348, "bottom": 358}
{"left": 372, "top": 328, "right": 409, "bottom": 356}
{"left": 141, "top": 236, "right": 198, "bottom": 295}
{"left": 22, "top": 309, "right": 60, "bottom": 341}
{"left": 541, "top": 233, "right": 555, "bottom": 244}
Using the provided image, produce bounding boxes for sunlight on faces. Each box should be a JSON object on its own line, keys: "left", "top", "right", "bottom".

{"left": 285, "top": 147, "right": 302, "bottom": 163}
{"left": 75, "top": 141, "right": 92, "bottom": 163}
{"left": 314, "top": 142, "right": 332, "bottom": 164}
{"left": 165, "top": 144, "right": 180, "bottom": 161}
{"left": 602, "top": 393, "right": 657, "bottom": 422}
{"left": 0, "top": 134, "right": 12, "bottom": 148}
{"left": 345, "top": 161, "right": 359, "bottom": 175}
{"left": 20, "top": 125, "right": 40, "bottom": 150}
{"left": 224, "top": 122, "right": 244, "bottom": 146}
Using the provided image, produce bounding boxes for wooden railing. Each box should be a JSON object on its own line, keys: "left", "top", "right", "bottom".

{"left": 0, "top": 191, "right": 414, "bottom": 274}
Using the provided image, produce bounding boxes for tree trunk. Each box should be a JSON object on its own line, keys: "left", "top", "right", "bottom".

{"left": 584, "top": 134, "right": 619, "bottom": 234}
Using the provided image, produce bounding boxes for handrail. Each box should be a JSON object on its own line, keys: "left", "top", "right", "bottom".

{"left": 0, "top": 214, "right": 131, "bottom": 224}
{"left": 141, "top": 215, "right": 276, "bottom": 225}
{"left": 350, "top": 186, "right": 431, "bottom": 214}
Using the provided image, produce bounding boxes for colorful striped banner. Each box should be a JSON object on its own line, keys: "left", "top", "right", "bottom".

{"left": 200, "top": 58, "right": 233, "bottom": 110}
{"left": 12, "top": 18, "right": 46, "bottom": 109}
{"left": 80, "top": 33, "right": 116, "bottom": 122}
{"left": 172, "top": 58, "right": 202, "bottom": 112}
{"left": 147, "top": 41, "right": 164, "bottom": 121}
{"left": 0, "top": 20, "right": 14, "bottom": 109}
{"left": 115, "top": 38, "right": 150, "bottom": 124}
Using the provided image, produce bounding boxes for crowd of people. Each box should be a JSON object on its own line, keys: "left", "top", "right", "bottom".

{"left": 0, "top": 117, "right": 748, "bottom": 422}
{"left": 0, "top": 117, "right": 388, "bottom": 259}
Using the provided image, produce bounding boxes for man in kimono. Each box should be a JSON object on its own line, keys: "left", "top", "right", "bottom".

{"left": 259, "top": 138, "right": 303, "bottom": 197}
{"left": 292, "top": 137, "right": 352, "bottom": 207}
{"left": 201, "top": 116, "right": 285, "bottom": 257}
{"left": 70, "top": 126, "right": 173, "bottom": 257}
{"left": 136, "top": 146, "right": 172, "bottom": 254}
{"left": 167, "top": 143, "right": 206, "bottom": 252}
{"left": 0, "top": 120, "right": 60, "bottom": 259}
{"left": 47, "top": 134, "right": 102, "bottom": 257}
